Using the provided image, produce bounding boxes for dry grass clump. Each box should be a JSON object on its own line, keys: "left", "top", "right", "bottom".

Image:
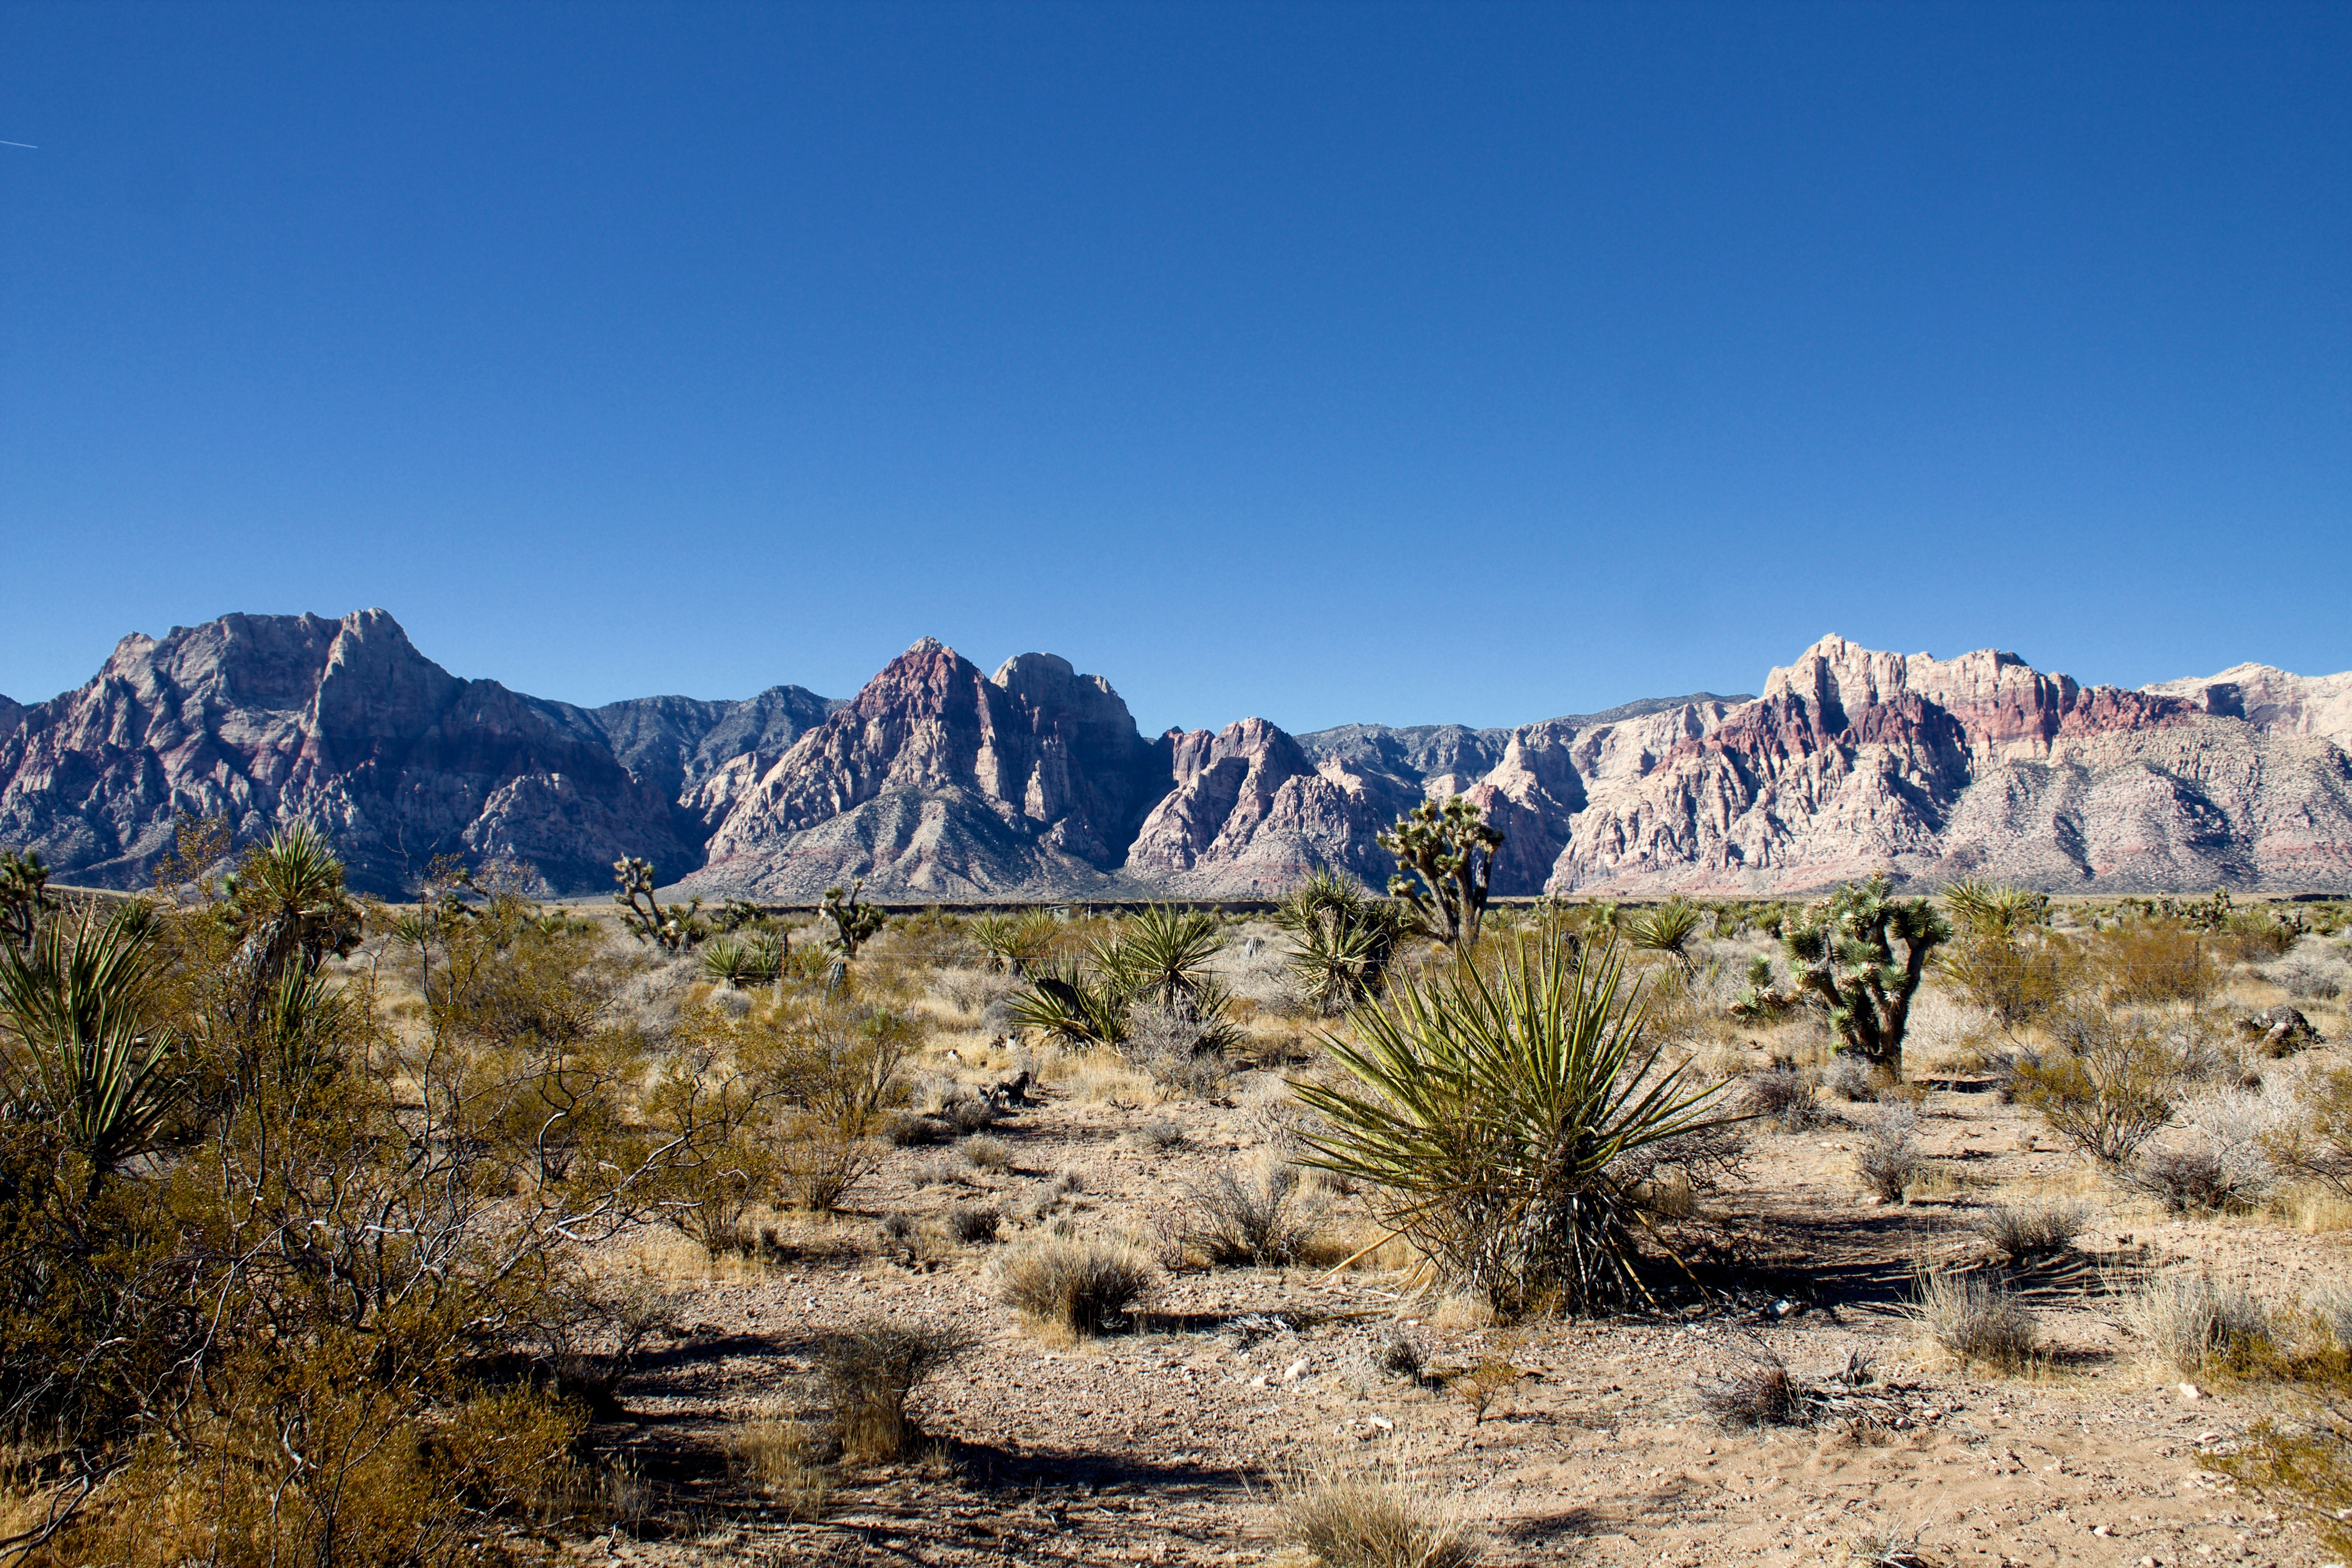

{"left": 1970, "top": 1199, "right": 2090, "bottom": 1263}
{"left": 1133, "top": 1117, "right": 1187, "bottom": 1150}
{"left": 2117, "top": 1269, "right": 2272, "bottom": 1375}
{"left": 1854, "top": 1108, "right": 1931, "bottom": 1201}
{"left": 1914, "top": 1268, "right": 2038, "bottom": 1370}
{"left": 958, "top": 1134, "right": 1012, "bottom": 1171}
{"left": 1696, "top": 1344, "right": 1811, "bottom": 1428}
{"left": 1370, "top": 1326, "right": 1424, "bottom": 1380}
{"left": 1278, "top": 1467, "right": 1480, "bottom": 1568}
{"left": 1743, "top": 1066, "right": 1827, "bottom": 1132}
{"left": 1177, "top": 1161, "right": 1326, "bottom": 1266}
{"left": 995, "top": 1237, "right": 1156, "bottom": 1336}
{"left": 813, "top": 1320, "right": 977, "bottom": 1462}
{"left": 1821, "top": 1055, "right": 1877, "bottom": 1102}
{"left": 725, "top": 1409, "right": 830, "bottom": 1518}
{"left": 948, "top": 1203, "right": 1001, "bottom": 1244}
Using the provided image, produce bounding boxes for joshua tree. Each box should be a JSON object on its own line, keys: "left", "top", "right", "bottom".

{"left": 1379, "top": 796, "right": 1504, "bottom": 956}
{"left": 1784, "top": 876, "right": 1952, "bottom": 1079}
{"left": 613, "top": 857, "right": 705, "bottom": 951}
{"left": 0, "top": 849, "right": 57, "bottom": 951}
{"left": 820, "top": 879, "right": 887, "bottom": 960}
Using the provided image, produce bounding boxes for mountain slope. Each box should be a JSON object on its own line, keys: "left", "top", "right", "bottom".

{"left": 0, "top": 611, "right": 695, "bottom": 895}
{"left": 1552, "top": 636, "right": 2352, "bottom": 894}
{"left": 2144, "top": 664, "right": 2352, "bottom": 753}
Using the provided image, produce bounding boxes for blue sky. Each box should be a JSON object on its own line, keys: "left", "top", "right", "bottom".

{"left": 3, "top": 2, "right": 2346, "bottom": 736}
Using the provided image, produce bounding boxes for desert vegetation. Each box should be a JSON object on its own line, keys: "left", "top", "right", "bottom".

{"left": 3, "top": 808, "right": 2352, "bottom": 1564}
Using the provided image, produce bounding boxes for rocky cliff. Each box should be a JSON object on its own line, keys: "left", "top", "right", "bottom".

{"left": 0, "top": 612, "right": 706, "bottom": 895}
{"left": 684, "top": 640, "right": 1171, "bottom": 898}
{"left": 1552, "top": 637, "right": 2352, "bottom": 895}
{"left": 5, "top": 616, "right": 2348, "bottom": 899}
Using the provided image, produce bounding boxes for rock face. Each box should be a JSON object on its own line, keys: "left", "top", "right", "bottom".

{"left": 2145, "top": 664, "right": 2352, "bottom": 753}
{"left": 5, "top": 618, "right": 2349, "bottom": 900}
{"left": 0, "top": 611, "right": 699, "bottom": 895}
{"left": 686, "top": 641, "right": 1171, "bottom": 898}
{"left": 1553, "top": 636, "right": 2352, "bottom": 895}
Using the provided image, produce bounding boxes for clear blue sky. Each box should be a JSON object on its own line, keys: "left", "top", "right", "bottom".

{"left": 3, "top": 2, "right": 2346, "bottom": 736}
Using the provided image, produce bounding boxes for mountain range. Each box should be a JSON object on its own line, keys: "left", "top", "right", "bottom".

{"left": 2, "top": 609, "right": 2347, "bottom": 899}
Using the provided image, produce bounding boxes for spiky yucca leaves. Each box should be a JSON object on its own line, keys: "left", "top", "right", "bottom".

{"left": 702, "top": 935, "right": 781, "bottom": 990}
{"left": 1294, "top": 934, "right": 1737, "bottom": 1318}
{"left": 1784, "top": 877, "right": 1952, "bottom": 1080}
{"left": 1378, "top": 796, "right": 1504, "bottom": 955}
{"left": 1941, "top": 877, "right": 2048, "bottom": 941}
{"left": 1623, "top": 900, "right": 1704, "bottom": 974}
{"left": 1278, "top": 869, "right": 1411, "bottom": 1011}
{"left": 223, "top": 823, "right": 363, "bottom": 991}
{"left": 1094, "top": 904, "right": 1223, "bottom": 1010}
{"left": 612, "top": 856, "right": 707, "bottom": 951}
{"left": 1009, "top": 957, "right": 1132, "bottom": 1048}
{"left": 969, "top": 909, "right": 1063, "bottom": 976}
{"left": 0, "top": 902, "right": 182, "bottom": 1195}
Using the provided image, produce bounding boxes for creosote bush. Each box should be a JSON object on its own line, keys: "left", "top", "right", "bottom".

{"left": 2011, "top": 1007, "right": 2180, "bottom": 1164}
{"left": 995, "top": 1237, "right": 1156, "bottom": 1336}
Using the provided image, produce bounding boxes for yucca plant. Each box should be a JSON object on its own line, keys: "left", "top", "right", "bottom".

{"left": 223, "top": 822, "right": 363, "bottom": 987}
{"left": 1095, "top": 904, "right": 1223, "bottom": 1010}
{"left": 969, "top": 910, "right": 1062, "bottom": 976}
{"left": 1278, "top": 869, "right": 1410, "bottom": 1011}
{"left": 1623, "top": 899, "right": 1704, "bottom": 974}
{"left": 1941, "top": 877, "right": 2048, "bottom": 941}
{"left": 1008, "top": 957, "right": 1131, "bottom": 1048}
{"left": 0, "top": 903, "right": 183, "bottom": 1195}
{"left": 701, "top": 936, "right": 757, "bottom": 990}
{"left": 1294, "top": 933, "right": 1738, "bottom": 1318}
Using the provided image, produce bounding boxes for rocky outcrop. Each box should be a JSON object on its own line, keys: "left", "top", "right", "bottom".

{"left": 2145, "top": 663, "right": 2352, "bottom": 754}
{"left": 7, "top": 617, "right": 2349, "bottom": 901}
{"left": 1551, "top": 636, "right": 2352, "bottom": 896}
{"left": 0, "top": 611, "right": 695, "bottom": 895}
{"left": 684, "top": 641, "right": 1170, "bottom": 897}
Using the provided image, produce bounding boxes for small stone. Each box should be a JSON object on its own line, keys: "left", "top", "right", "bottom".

{"left": 1283, "top": 1357, "right": 1309, "bottom": 1382}
{"left": 2181, "top": 1382, "right": 2205, "bottom": 1401}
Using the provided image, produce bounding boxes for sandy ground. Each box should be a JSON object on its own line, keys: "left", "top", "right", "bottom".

{"left": 534, "top": 943, "right": 2352, "bottom": 1568}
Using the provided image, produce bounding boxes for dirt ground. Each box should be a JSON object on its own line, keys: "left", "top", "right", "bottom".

{"left": 549, "top": 923, "right": 2352, "bottom": 1568}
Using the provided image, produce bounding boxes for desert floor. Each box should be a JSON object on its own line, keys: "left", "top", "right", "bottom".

{"left": 537, "top": 918, "right": 2352, "bottom": 1568}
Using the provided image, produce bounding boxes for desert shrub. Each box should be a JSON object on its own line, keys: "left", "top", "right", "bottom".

{"left": 813, "top": 1320, "right": 977, "bottom": 1462}
{"left": 1278, "top": 1468, "right": 1480, "bottom": 1568}
{"left": 1177, "top": 1161, "right": 1326, "bottom": 1266}
{"left": 958, "top": 1134, "right": 1011, "bottom": 1171}
{"left": 2086, "top": 916, "right": 2219, "bottom": 1006}
{"left": 779, "top": 1119, "right": 882, "bottom": 1213}
{"left": 1822, "top": 1055, "right": 1877, "bottom": 1102}
{"left": 907, "top": 1154, "right": 963, "bottom": 1187}
{"left": 948, "top": 1203, "right": 1001, "bottom": 1244}
{"left": 884, "top": 1111, "right": 953, "bottom": 1147}
{"left": 1743, "top": 1066, "right": 1826, "bottom": 1132}
{"left": 1697, "top": 1344, "right": 1811, "bottom": 1428}
{"left": 944, "top": 1096, "right": 1000, "bottom": 1132}
{"left": 2268, "top": 939, "right": 2352, "bottom": 1002}
{"left": 2010, "top": 1008, "right": 2180, "bottom": 1164}
{"left": 1914, "top": 1269, "right": 2038, "bottom": 1369}
{"left": 2127, "top": 1145, "right": 2241, "bottom": 1215}
{"left": 1294, "top": 933, "right": 1738, "bottom": 1318}
{"left": 725, "top": 1411, "right": 829, "bottom": 1519}
{"left": 1971, "top": 1200, "right": 2089, "bottom": 1262}
{"left": 1125, "top": 1002, "right": 1232, "bottom": 1098}
{"left": 995, "top": 1237, "right": 1156, "bottom": 1335}
{"left": 968, "top": 910, "right": 1064, "bottom": 976}
{"left": 2119, "top": 1270, "right": 2271, "bottom": 1374}
{"left": 1135, "top": 1117, "right": 1186, "bottom": 1150}
{"left": 1371, "top": 1327, "right": 1424, "bottom": 1380}
{"left": 1853, "top": 1107, "right": 1930, "bottom": 1201}
{"left": 2203, "top": 1418, "right": 2352, "bottom": 1562}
